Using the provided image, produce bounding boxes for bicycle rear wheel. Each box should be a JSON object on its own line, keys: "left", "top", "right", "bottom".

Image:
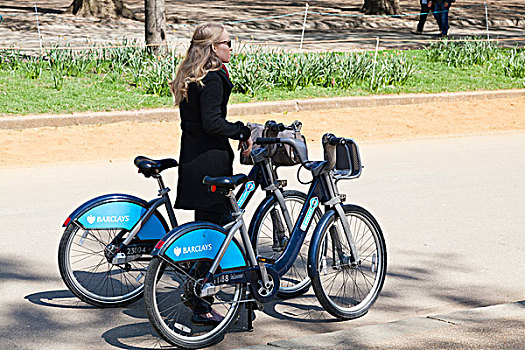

{"left": 145, "top": 257, "right": 245, "bottom": 349}
{"left": 310, "top": 205, "right": 387, "bottom": 319}
{"left": 58, "top": 224, "right": 147, "bottom": 307}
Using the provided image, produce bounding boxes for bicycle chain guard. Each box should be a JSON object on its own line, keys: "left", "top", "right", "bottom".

{"left": 247, "top": 266, "right": 280, "bottom": 303}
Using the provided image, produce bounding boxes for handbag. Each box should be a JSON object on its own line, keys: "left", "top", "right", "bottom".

{"left": 240, "top": 120, "right": 306, "bottom": 166}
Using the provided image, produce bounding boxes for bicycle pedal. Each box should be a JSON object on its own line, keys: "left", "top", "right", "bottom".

{"left": 257, "top": 256, "right": 276, "bottom": 264}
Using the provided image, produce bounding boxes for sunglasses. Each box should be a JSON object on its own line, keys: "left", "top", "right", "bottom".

{"left": 217, "top": 40, "right": 232, "bottom": 48}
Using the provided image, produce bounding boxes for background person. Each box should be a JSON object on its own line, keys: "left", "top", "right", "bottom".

{"left": 169, "top": 22, "right": 252, "bottom": 325}
{"left": 434, "top": 0, "right": 453, "bottom": 36}
{"left": 412, "top": 0, "right": 440, "bottom": 34}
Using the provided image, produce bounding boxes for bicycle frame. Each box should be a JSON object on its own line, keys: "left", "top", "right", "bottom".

{"left": 115, "top": 176, "right": 178, "bottom": 255}
{"left": 190, "top": 190, "right": 274, "bottom": 297}
{"left": 198, "top": 163, "right": 360, "bottom": 294}
{"left": 270, "top": 169, "right": 361, "bottom": 274}
{"left": 63, "top": 150, "right": 296, "bottom": 267}
{"left": 236, "top": 160, "right": 295, "bottom": 231}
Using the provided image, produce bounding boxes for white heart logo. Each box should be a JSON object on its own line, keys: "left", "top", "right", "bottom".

{"left": 87, "top": 215, "right": 96, "bottom": 224}
{"left": 174, "top": 247, "right": 181, "bottom": 257}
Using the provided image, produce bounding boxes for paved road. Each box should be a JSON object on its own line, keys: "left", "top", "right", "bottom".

{"left": 1, "top": 132, "right": 524, "bottom": 349}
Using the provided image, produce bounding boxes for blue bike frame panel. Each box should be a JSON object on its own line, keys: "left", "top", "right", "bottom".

{"left": 66, "top": 194, "right": 168, "bottom": 240}
{"left": 236, "top": 180, "right": 256, "bottom": 207}
{"left": 235, "top": 164, "right": 267, "bottom": 208}
{"left": 158, "top": 224, "right": 247, "bottom": 271}
{"left": 272, "top": 177, "right": 326, "bottom": 276}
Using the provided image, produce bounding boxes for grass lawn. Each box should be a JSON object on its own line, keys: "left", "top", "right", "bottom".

{"left": 1, "top": 49, "right": 523, "bottom": 115}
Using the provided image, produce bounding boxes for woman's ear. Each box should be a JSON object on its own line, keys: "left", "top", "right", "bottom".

{"left": 211, "top": 44, "right": 218, "bottom": 54}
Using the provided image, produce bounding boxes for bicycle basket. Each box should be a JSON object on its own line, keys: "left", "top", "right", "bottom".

{"left": 334, "top": 138, "right": 362, "bottom": 179}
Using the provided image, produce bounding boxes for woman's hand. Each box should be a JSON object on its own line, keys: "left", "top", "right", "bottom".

{"left": 240, "top": 138, "right": 253, "bottom": 157}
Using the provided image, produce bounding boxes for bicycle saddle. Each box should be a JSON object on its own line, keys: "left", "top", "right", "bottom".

{"left": 134, "top": 156, "right": 178, "bottom": 178}
{"left": 202, "top": 174, "right": 249, "bottom": 190}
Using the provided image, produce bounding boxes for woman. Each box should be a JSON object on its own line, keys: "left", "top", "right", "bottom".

{"left": 171, "top": 22, "right": 252, "bottom": 226}
{"left": 169, "top": 23, "right": 252, "bottom": 325}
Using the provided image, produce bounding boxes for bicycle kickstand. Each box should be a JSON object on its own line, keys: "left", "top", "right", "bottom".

{"left": 247, "top": 301, "right": 254, "bottom": 332}
{"left": 246, "top": 298, "right": 263, "bottom": 332}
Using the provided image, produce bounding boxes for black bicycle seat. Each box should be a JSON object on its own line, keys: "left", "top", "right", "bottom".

{"left": 202, "top": 174, "right": 249, "bottom": 190}
{"left": 134, "top": 156, "right": 178, "bottom": 178}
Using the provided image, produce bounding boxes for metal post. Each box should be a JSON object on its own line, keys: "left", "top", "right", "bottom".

{"left": 299, "top": 3, "right": 309, "bottom": 51}
{"left": 34, "top": 4, "right": 43, "bottom": 56}
{"left": 170, "top": 41, "right": 175, "bottom": 80}
{"left": 370, "top": 37, "right": 380, "bottom": 89}
{"left": 484, "top": 1, "right": 490, "bottom": 41}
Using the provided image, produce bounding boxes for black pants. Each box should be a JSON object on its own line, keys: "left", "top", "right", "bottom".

{"left": 417, "top": 2, "right": 439, "bottom": 32}
{"left": 192, "top": 209, "right": 232, "bottom": 314}
{"left": 195, "top": 210, "right": 233, "bottom": 226}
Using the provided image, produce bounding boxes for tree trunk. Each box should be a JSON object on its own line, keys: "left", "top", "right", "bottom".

{"left": 64, "top": 0, "right": 136, "bottom": 20}
{"left": 362, "top": 0, "right": 400, "bottom": 15}
{"left": 145, "top": 0, "right": 167, "bottom": 56}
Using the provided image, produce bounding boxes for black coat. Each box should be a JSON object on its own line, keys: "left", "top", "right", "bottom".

{"left": 175, "top": 69, "right": 250, "bottom": 214}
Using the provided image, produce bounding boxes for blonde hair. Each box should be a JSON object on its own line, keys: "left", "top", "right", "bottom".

{"left": 170, "top": 23, "right": 225, "bottom": 105}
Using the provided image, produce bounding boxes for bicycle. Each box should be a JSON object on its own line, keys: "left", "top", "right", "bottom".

{"left": 144, "top": 133, "right": 387, "bottom": 349}
{"left": 57, "top": 121, "right": 316, "bottom": 307}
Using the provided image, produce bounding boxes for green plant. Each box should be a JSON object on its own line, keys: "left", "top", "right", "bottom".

{"left": 502, "top": 48, "right": 525, "bottom": 78}
{"left": 19, "top": 57, "right": 45, "bottom": 79}
{"left": 126, "top": 54, "right": 147, "bottom": 86}
{"left": 425, "top": 37, "right": 498, "bottom": 68}
{"left": 334, "top": 53, "right": 374, "bottom": 89}
{"left": 373, "top": 51, "right": 416, "bottom": 88}
{"left": 142, "top": 57, "right": 172, "bottom": 96}
{"left": 51, "top": 69, "right": 65, "bottom": 91}
{"left": 0, "top": 49, "right": 23, "bottom": 71}
{"left": 230, "top": 53, "right": 271, "bottom": 96}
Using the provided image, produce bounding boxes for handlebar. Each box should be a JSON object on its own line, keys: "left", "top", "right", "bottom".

{"left": 255, "top": 131, "right": 352, "bottom": 176}
{"left": 325, "top": 134, "right": 346, "bottom": 146}
{"left": 255, "top": 137, "right": 279, "bottom": 145}
{"left": 323, "top": 133, "right": 345, "bottom": 170}
{"left": 265, "top": 120, "right": 285, "bottom": 134}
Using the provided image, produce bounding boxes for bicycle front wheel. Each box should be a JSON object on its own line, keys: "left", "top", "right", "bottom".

{"left": 58, "top": 224, "right": 147, "bottom": 307}
{"left": 145, "top": 257, "right": 245, "bottom": 349}
{"left": 310, "top": 205, "right": 387, "bottom": 320}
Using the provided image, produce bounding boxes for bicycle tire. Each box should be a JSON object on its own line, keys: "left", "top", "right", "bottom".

{"left": 58, "top": 224, "right": 152, "bottom": 307}
{"left": 250, "top": 190, "right": 321, "bottom": 298}
{"left": 145, "top": 256, "right": 245, "bottom": 349}
{"left": 309, "top": 204, "right": 387, "bottom": 319}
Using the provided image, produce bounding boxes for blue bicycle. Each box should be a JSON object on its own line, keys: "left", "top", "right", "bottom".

{"left": 144, "top": 133, "right": 387, "bottom": 348}
{"left": 57, "top": 121, "right": 316, "bottom": 307}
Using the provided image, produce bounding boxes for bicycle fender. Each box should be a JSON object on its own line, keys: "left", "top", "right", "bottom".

{"left": 154, "top": 222, "right": 247, "bottom": 271}
{"left": 63, "top": 194, "right": 169, "bottom": 240}
{"left": 307, "top": 209, "right": 336, "bottom": 278}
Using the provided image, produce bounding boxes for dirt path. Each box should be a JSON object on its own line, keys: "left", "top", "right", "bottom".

{"left": 2, "top": 96, "right": 524, "bottom": 168}
{"left": 2, "top": 0, "right": 524, "bottom": 53}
